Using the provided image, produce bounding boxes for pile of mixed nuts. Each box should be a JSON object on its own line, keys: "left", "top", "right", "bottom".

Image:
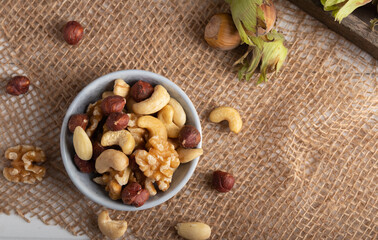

{"left": 69, "top": 79, "right": 205, "bottom": 208}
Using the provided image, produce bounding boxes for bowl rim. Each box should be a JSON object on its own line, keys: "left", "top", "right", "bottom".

{"left": 60, "top": 69, "right": 202, "bottom": 211}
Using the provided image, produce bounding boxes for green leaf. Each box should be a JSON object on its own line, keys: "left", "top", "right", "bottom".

{"left": 321, "top": 0, "right": 372, "bottom": 23}
{"left": 234, "top": 30, "right": 288, "bottom": 84}
{"left": 227, "top": 0, "right": 267, "bottom": 45}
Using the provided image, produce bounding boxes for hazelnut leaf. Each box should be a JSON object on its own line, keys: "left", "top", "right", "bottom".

{"left": 321, "top": 0, "right": 372, "bottom": 23}
{"left": 227, "top": 0, "right": 270, "bottom": 45}
{"left": 235, "top": 30, "right": 288, "bottom": 83}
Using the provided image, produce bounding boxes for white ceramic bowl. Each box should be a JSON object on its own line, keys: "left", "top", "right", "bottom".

{"left": 60, "top": 70, "right": 201, "bottom": 211}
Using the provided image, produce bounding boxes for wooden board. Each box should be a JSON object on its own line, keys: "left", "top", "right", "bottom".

{"left": 288, "top": 0, "right": 378, "bottom": 59}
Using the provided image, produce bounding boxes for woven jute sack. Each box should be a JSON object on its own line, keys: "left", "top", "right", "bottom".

{"left": 0, "top": 0, "right": 376, "bottom": 239}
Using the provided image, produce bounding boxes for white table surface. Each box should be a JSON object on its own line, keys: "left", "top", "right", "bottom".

{"left": 0, "top": 214, "right": 88, "bottom": 240}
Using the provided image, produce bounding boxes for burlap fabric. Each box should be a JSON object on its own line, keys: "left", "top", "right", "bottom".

{"left": 0, "top": 0, "right": 377, "bottom": 239}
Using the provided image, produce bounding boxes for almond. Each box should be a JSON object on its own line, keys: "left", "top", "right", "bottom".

{"left": 175, "top": 222, "right": 211, "bottom": 240}
{"left": 73, "top": 126, "right": 93, "bottom": 160}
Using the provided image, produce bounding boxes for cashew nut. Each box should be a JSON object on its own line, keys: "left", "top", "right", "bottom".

{"left": 209, "top": 106, "right": 242, "bottom": 134}
{"left": 73, "top": 126, "right": 93, "bottom": 160}
{"left": 177, "top": 148, "right": 203, "bottom": 163}
{"left": 114, "top": 167, "right": 131, "bottom": 186}
{"left": 113, "top": 79, "right": 130, "bottom": 97}
{"left": 168, "top": 98, "right": 186, "bottom": 127}
{"left": 101, "top": 130, "right": 135, "bottom": 155}
{"left": 95, "top": 149, "right": 129, "bottom": 174}
{"left": 137, "top": 116, "right": 167, "bottom": 140}
{"left": 132, "top": 85, "right": 170, "bottom": 114}
{"left": 158, "top": 105, "right": 180, "bottom": 138}
{"left": 106, "top": 180, "right": 122, "bottom": 200}
{"left": 98, "top": 210, "right": 127, "bottom": 240}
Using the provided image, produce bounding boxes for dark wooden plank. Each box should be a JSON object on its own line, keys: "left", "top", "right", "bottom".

{"left": 288, "top": 0, "right": 378, "bottom": 59}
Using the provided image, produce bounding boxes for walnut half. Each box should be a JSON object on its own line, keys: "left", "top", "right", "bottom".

{"left": 135, "top": 136, "right": 180, "bottom": 191}
{"left": 86, "top": 99, "right": 103, "bottom": 138}
{"left": 3, "top": 145, "right": 46, "bottom": 184}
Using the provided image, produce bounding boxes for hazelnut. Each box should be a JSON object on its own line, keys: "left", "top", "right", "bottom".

{"left": 101, "top": 96, "right": 126, "bottom": 115}
{"left": 62, "top": 21, "right": 84, "bottom": 45}
{"left": 74, "top": 154, "right": 95, "bottom": 173}
{"left": 212, "top": 170, "right": 235, "bottom": 192}
{"left": 178, "top": 125, "right": 201, "bottom": 148}
{"left": 92, "top": 141, "right": 105, "bottom": 160}
{"left": 106, "top": 112, "right": 129, "bottom": 131}
{"left": 6, "top": 76, "right": 30, "bottom": 96}
{"left": 68, "top": 114, "right": 89, "bottom": 133}
{"left": 132, "top": 189, "right": 149, "bottom": 207}
{"left": 121, "top": 182, "right": 150, "bottom": 207}
{"left": 130, "top": 80, "right": 154, "bottom": 102}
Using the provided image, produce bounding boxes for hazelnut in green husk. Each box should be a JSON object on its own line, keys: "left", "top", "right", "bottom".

{"left": 234, "top": 30, "right": 288, "bottom": 83}
{"left": 226, "top": 0, "right": 276, "bottom": 45}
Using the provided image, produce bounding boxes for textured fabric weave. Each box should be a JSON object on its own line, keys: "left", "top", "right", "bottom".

{"left": 0, "top": 0, "right": 377, "bottom": 239}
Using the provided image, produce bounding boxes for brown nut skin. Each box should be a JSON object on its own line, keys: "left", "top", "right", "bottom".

{"left": 106, "top": 112, "right": 129, "bottom": 131}
{"left": 92, "top": 141, "right": 105, "bottom": 160}
{"left": 6, "top": 76, "right": 30, "bottom": 96}
{"left": 133, "top": 189, "right": 149, "bottom": 207}
{"left": 212, "top": 170, "right": 235, "bottom": 192}
{"left": 74, "top": 154, "right": 95, "bottom": 173}
{"left": 129, "top": 155, "right": 146, "bottom": 184}
{"left": 62, "top": 21, "right": 84, "bottom": 45}
{"left": 101, "top": 96, "right": 126, "bottom": 116}
{"left": 128, "top": 154, "right": 139, "bottom": 171}
{"left": 121, "top": 182, "right": 150, "bottom": 207}
{"left": 130, "top": 80, "right": 154, "bottom": 102}
{"left": 68, "top": 114, "right": 89, "bottom": 133}
{"left": 178, "top": 125, "right": 201, "bottom": 148}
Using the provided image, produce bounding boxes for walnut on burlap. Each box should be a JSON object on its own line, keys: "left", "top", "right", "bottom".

{"left": 0, "top": 0, "right": 377, "bottom": 239}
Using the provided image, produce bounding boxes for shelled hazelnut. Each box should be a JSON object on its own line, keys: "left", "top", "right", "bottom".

{"left": 130, "top": 80, "right": 154, "bottom": 102}
{"left": 179, "top": 125, "right": 201, "bottom": 148}
{"left": 101, "top": 96, "right": 126, "bottom": 115}
{"left": 106, "top": 112, "right": 129, "bottom": 131}
{"left": 62, "top": 21, "right": 84, "bottom": 45}
{"left": 74, "top": 154, "right": 95, "bottom": 173}
{"left": 212, "top": 170, "right": 235, "bottom": 192}
{"left": 68, "top": 114, "right": 89, "bottom": 133}
{"left": 6, "top": 76, "right": 30, "bottom": 96}
{"left": 121, "top": 182, "right": 149, "bottom": 207}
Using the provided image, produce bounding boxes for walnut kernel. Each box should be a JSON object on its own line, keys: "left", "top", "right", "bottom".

{"left": 135, "top": 136, "right": 180, "bottom": 191}
{"left": 3, "top": 145, "right": 46, "bottom": 184}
